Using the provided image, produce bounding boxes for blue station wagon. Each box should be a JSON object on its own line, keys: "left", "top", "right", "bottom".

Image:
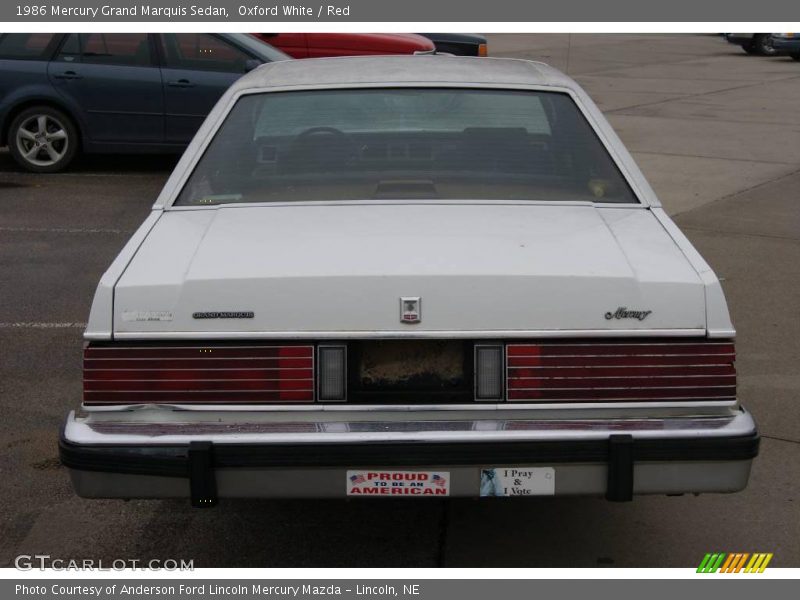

{"left": 0, "top": 33, "right": 289, "bottom": 172}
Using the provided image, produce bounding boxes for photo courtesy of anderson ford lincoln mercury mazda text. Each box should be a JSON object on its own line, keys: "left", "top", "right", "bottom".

{"left": 57, "top": 55, "right": 758, "bottom": 506}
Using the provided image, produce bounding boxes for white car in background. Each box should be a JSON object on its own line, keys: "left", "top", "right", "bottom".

{"left": 60, "top": 56, "right": 758, "bottom": 505}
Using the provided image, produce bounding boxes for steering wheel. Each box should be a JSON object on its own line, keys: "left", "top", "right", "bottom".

{"left": 296, "top": 126, "right": 350, "bottom": 141}
{"left": 284, "top": 127, "right": 358, "bottom": 170}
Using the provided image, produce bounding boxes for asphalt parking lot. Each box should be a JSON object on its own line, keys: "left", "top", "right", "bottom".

{"left": 0, "top": 34, "right": 798, "bottom": 568}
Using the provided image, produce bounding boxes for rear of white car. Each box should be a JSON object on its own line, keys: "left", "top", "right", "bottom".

{"left": 60, "top": 56, "right": 758, "bottom": 505}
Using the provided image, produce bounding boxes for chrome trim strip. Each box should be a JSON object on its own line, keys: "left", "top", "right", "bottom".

{"left": 509, "top": 363, "right": 734, "bottom": 368}
{"left": 507, "top": 374, "right": 736, "bottom": 379}
{"left": 85, "top": 389, "right": 316, "bottom": 394}
{"left": 509, "top": 385, "right": 735, "bottom": 391}
{"left": 85, "top": 379, "right": 315, "bottom": 383}
{"left": 507, "top": 342, "right": 733, "bottom": 346}
{"left": 507, "top": 365, "right": 734, "bottom": 369}
{"left": 508, "top": 352, "right": 734, "bottom": 356}
{"left": 80, "top": 399, "right": 738, "bottom": 413}
{"left": 86, "top": 344, "right": 318, "bottom": 349}
{"left": 86, "top": 364, "right": 313, "bottom": 368}
{"left": 86, "top": 358, "right": 314, "bottom": 362}
{"left": 112, "top": 329, "right": 708, "bottom": 341}
{"left": 507, "top": 397, "right": 735, "bottom": 402}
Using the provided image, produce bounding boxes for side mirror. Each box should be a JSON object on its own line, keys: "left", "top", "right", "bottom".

{"left": 244, "top": 59, "right": 262, "bottom": 72}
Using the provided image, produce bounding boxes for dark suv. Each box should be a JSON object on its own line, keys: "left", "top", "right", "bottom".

{"left": 0, "top": 33, "right": 289, "bottom": 172}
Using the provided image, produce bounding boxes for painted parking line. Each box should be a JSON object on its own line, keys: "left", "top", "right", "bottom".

{"left": 0, "top": 226, "right": 131, "bottom": 234}
{"left": 0, "top": 322, "right": 87, "bottom": 329}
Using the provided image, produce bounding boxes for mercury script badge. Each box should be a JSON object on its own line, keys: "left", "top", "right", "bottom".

{"left": 604, "top": 307, "right": 652, "bottom": 321}
{"left": 400, "top": 297, "right": 421, "bottom": 324}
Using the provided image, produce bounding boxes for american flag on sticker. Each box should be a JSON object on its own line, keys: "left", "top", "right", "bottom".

{"left": 432, "top": 474, "right": 447, "bottom": 487}
{"left": 350, "top": 473, "right": 366, "bottom": 485}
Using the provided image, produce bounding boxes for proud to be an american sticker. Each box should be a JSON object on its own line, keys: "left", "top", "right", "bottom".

{"left": 346, "top": 470, "right": 450, "bottom": 496}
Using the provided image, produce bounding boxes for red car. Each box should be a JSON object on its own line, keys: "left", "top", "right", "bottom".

{"left": 252, "top": 33, "right": 435, "bottom": 58}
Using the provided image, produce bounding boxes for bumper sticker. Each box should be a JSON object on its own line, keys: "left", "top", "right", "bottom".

{"left": 346, "top": 470, "right": 449, "bottom": 496}
{"left": 480, "top": 467, "right": 555, "bottom": 496}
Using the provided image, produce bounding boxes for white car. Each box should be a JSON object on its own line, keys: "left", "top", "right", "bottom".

{"left": 60, "top": 56, "right": 758, "bottom": 505}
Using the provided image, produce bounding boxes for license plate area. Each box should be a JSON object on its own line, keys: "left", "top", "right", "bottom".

{"left": 348, "top": 340, "right": 472, "bottom": 403}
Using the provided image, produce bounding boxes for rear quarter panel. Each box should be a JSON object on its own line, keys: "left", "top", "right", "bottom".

{"left": 0, "top": 59, "right": 82, "bottom": 144}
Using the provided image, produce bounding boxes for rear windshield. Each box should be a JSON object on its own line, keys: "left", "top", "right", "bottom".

{"left": 174, "top": 88, "right": 638, "bottom": 206}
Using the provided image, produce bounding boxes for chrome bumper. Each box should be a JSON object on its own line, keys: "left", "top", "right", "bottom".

{"left": 60, "top": 407, "right": 759, "bottom": 504}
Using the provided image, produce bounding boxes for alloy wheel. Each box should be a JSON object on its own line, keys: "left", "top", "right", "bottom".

{"left": 15, "top": 114, "right": 70, "bottom": 168}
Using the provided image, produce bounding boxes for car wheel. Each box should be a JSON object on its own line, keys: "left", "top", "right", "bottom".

{"left": 752, "top": 34, "right": 777, "bottom": 56}
{"left": 791, "top": 54, "right": 800, "bottom": 61}
{"left": 8, "top": 106, "right": 78, "bottom": 173}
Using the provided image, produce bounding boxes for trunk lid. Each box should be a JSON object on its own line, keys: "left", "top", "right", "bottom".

{"left": 113, "top": 204, "right": 706, "bottom": 336}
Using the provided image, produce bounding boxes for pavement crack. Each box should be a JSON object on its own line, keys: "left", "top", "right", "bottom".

{"left": 761, "top": 434, "right": 800, "bottom": 446}
{"left": 672, "top": 166, "right": 800, "bottom": 218}
{"left": 678, "top": 226, "right": 800, "bottom": 243}
{"left": 612, "top": 112, "right": 800, "bottom": 128}
{"left": 631, "top": 149, "right": 797, "bottom": 167}
{"left": 604, "top": 73, "right": 800, "bottom": 115}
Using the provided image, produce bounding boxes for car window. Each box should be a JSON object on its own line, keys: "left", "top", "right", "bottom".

{"left": 253, "top": 91, "right": 552, "bottom": 137}
{"left": 56, "top": 33, "right": 151, "bottom": 67}
{"left": 175, "top": 88, "right": 638, "bottom": 206}
{"left": 161, "top": 33, "right": 251, "bottom": 73}
{"left": 0, "top": 33, "right": 58, "bottom": 60}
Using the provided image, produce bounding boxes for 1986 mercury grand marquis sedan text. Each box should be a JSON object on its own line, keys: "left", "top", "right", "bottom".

{"left": 59, "top": 56, "right": 759, "bottom": 505}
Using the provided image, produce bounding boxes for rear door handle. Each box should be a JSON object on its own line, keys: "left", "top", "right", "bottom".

{"left": 167, "top": 79, "right": 196, "bottom": 88}
{"left": 53, "top": 70, "right": 82, "bottom": 80}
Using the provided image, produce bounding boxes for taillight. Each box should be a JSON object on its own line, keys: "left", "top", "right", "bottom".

{"left": 505, "top": 340, "right": 736, "bottom": 402}
{"left": 83, "top": 344, "right": 314, "bottom": 405}
{"left": 478, "top": 43, "right": 488, "bottom": 57}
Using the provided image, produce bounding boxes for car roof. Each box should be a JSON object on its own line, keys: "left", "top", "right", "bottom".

{"left": 233, "top": 55, "right": 577, "bottom": 91}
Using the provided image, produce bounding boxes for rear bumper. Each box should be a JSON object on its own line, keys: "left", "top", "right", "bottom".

{"left": 60, "top": 408, "right": 759, "bottom": 504}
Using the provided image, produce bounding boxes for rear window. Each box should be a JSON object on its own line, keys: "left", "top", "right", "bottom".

{"left": 0, "top": 33, "right": 57, "bottom": 60}
{"left": 174, "top": 88, "right": 638, "bottom": 206}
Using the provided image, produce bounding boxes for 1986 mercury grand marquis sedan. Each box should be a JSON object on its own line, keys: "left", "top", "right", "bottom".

{"left": 59, "top": 56, "right": 758, "bottom": 505}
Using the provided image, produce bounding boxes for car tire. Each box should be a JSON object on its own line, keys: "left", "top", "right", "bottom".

{"left": 8, "top": 106, "right": 79, "bottom": 173}
{"left": 791, "top": 54, "right": 800, "bottom": 61}
{"left": 752, "top": 34, "right": 777, "bottom": 56}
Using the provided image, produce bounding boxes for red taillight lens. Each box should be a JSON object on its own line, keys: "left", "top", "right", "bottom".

{"left": 83, "top": 344, "right": 314, "bottom": 405}
{"left": 505, "top": 340, "right": 736, "bottom": 402}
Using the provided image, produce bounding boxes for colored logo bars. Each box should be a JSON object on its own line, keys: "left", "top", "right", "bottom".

{"left": 697, "top": 553, "right": 773, "bottom": 573}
